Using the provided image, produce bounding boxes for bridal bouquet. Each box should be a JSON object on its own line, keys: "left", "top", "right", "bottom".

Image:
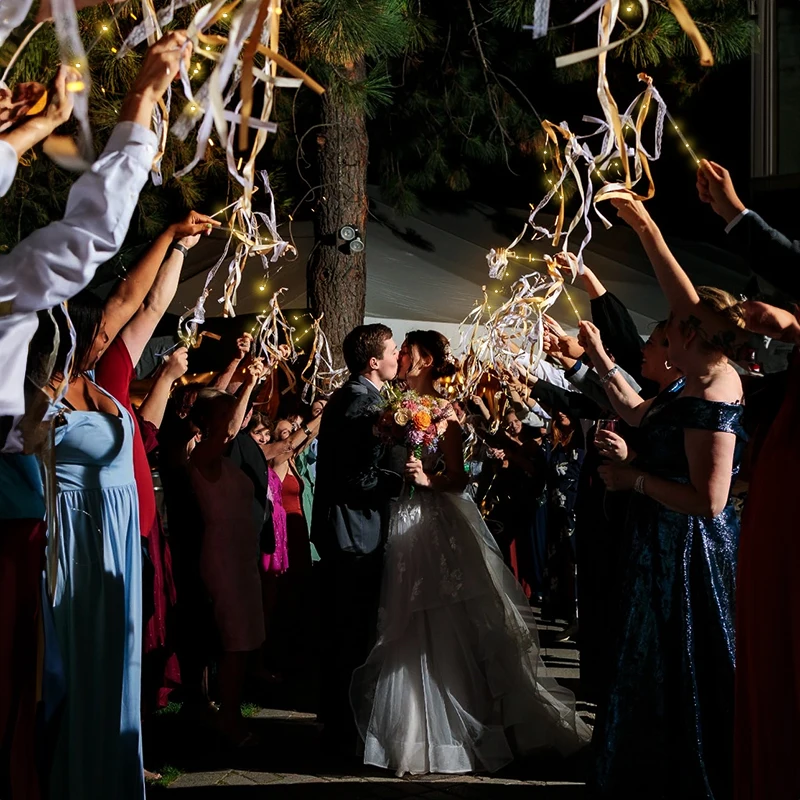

{"left": 376, "top": 389, "right": 452, "bottom": 458}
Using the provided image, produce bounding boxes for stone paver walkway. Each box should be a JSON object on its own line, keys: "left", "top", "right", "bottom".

{"left": 147, "top": 619, "right": 589, "bottom": 797}
{"left": 159, "top": 709, "right": 586, "bottom": 797}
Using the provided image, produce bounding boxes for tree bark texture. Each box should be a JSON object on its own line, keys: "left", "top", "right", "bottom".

{"left": 306, "top": 59, "right": 369, "bottom": 367}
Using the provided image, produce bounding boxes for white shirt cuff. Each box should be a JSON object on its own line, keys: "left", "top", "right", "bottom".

{"left": 0, "top": 138, "right": 19, "bottom": 198}
{"left": 725, "top": 208, "right": 750, "bottom": 234}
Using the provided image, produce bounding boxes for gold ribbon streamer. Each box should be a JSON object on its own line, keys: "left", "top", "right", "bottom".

{"left": 667, "top": 0, "right": 714, "bottom": 67}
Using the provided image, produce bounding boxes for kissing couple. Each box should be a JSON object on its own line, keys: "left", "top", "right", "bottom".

{"left": 311, "top": 324, "right": 590, "bottom": 776}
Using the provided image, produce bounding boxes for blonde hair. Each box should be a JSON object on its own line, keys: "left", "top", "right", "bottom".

{"left": 696, "top": 286, "right": 747, "bottom": 331}
{"left": 675, "top": 286, "right": 748, "bottom": 358}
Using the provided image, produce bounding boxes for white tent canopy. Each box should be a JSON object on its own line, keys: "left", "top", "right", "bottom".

{"left": 168, "top": 188, "right": 750, "bottom": 349}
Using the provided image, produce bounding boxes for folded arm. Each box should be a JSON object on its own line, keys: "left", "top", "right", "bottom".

{"left": 627, "top": 430, "right": 736, "bottom": 517}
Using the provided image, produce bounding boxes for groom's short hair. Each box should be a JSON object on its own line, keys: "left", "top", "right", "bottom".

{"left": 343, "top": 323, "right": 393, "bottom": 375}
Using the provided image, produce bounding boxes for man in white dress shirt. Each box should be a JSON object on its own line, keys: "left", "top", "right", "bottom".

{"left": 0, "top": 31, "right": 192, "bottom": 799}
{"left": 0, "top": 30, "right": 191, "bottom": 420}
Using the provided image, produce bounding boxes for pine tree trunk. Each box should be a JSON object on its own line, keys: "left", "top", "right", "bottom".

{"left": 306, "top": 59, "right": 369, "bottom": 367}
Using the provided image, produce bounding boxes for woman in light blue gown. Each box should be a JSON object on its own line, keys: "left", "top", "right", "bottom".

{"left": 28, "top": 296, "right": 144, "bottom": 800}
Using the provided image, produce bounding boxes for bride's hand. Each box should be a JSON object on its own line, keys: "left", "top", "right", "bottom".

{"left": 405, "top": 456, "right": 431, "bottom": 488}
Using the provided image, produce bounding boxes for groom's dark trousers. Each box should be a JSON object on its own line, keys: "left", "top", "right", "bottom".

{"left": 311, "top": 375, "right": 402, "bottom": 753}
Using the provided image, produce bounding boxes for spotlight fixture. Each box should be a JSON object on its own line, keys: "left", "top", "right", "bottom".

{"left": 338, "top": 224, "right": 365, "bottom": 254}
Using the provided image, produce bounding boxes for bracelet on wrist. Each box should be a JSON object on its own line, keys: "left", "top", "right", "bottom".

{"left": 634, "top": 473, "right": 647, "bottom": 495}
{"left": 600, "top": 365, "right": 620, "bottom": 386}
{"left": 302, "top": 425, "right": 312, "bottom": 437}
{"left": 171, "top": 242, "right": 189, "bottom": 258}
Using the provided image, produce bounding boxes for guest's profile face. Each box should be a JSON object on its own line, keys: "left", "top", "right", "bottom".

{"left": 83, "top": 317, "right": 110, "bottom": 370}
{"left": 641, "top": 325, "right": 669, "bottom": 381}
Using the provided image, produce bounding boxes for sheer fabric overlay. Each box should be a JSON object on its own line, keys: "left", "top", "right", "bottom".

{"left": 351, "top": 482, "right": 591, "bottom": 776}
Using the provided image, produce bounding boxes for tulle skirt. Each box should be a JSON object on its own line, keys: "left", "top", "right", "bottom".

{"left": 351, "top": 489, "right": 591, "bottom": 776}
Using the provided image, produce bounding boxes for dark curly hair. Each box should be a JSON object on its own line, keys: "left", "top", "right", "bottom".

{"left": 342, "top": 323, "right": 393, "bottom": 375}
{"left": 405, "top": 330, "right": 458, "bottom": 380}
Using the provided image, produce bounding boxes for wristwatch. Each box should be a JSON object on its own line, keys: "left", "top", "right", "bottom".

{"left": 171, "top": 242, "right": 189, "bottom": 258}
{"left": 302, "top": 424, "right": 312, "bottom": 437}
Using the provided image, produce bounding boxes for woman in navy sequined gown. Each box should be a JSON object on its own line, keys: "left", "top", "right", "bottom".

{"left": 595, "top": 383, "right": 744, "bottom": 797}
{"left": 580, "top": 197, "right": 749, "bottom": 799}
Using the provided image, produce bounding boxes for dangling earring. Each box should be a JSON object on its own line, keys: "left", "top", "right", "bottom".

{"left": 664, "top": 360, "right": 673, "bottom": 371}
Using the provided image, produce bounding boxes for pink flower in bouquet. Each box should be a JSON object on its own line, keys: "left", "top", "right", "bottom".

{"left": 377, "top": 389, "right": 453, "bottom": 456}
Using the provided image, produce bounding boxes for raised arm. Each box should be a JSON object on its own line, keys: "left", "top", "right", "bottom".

{"left": 137, "top": 346, "right": 189, "bottom": 429}
{"left": 118, "top": 31, "right": 192, "bottom": 129}
{"left": 698, "top": 159, "right": 800, "bottom": 301}
{"left": 270, "top": 413, "right": 322, "bottom": 466}
{"left": 578, "top": 320, "right": 652, "bottom": 426}
{"left": 528, "top": 374, "right": 606, "bottom": 420}
{"left": 212, "top": 333, "right": 252, "bottom": 392}
{"left": 611, "top": 197, "right": 701, "bottom": 318}
{"left": 0, "top": 32, "right": 192, "bottom": 315}
{"left": 103, "top": 211, "right": 217, "bottom": 349}
{"left": 0, "top": 65, "right": 77, "bottom": 195}
{"left": 553, "top": 252, "right": 607, "bottom": 299}
{"left": 120, "top": 228, "right": 204, "bottom": 366}
{"left": 228, "top": 360, "right": 266, "bottom": 439}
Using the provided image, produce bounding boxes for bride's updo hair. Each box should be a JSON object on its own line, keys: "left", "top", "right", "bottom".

{"left": 405, "top": 330, "right": 458, "bottom": 380}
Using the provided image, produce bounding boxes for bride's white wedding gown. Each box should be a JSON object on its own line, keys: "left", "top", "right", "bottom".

{"left": 350, "top": 463, "right": 592, "bottom": 776}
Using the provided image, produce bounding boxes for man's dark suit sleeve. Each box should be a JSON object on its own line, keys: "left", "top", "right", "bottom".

{"left": 341, "top": 392, "right": 402, "bottom": 499}
{"left": 589, "top": 291, "right": 658, "bottom": 397}
{"left": 730, "top": 212, "right": 800, "bottom": 301}
{"left": 530, "top": 378, "right": 604, "bottom": 421}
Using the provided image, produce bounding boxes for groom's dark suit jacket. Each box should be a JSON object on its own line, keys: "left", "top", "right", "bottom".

{"left": 311, "top": 374, "right": 403, "bottom": 559}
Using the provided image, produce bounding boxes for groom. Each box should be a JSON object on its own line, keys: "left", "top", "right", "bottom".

{"left": 311, "top": 323, "right": 403, "bottom": 755}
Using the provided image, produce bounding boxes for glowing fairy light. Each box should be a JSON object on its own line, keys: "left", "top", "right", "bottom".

{"left": 667, "top": 114, "right": 701, "bottom": 164}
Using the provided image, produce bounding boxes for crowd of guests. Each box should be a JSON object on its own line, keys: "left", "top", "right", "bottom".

{"left": 0, "top": 30, "right": 798, "bottom": 800}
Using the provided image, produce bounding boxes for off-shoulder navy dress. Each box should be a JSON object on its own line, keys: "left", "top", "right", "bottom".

{"left": 594, "top": 389, "right": 746, "bottom": 799}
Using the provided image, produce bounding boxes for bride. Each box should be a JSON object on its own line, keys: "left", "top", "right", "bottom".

{"left": 350, "top": 330, "right": 591, "bottom": 776}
